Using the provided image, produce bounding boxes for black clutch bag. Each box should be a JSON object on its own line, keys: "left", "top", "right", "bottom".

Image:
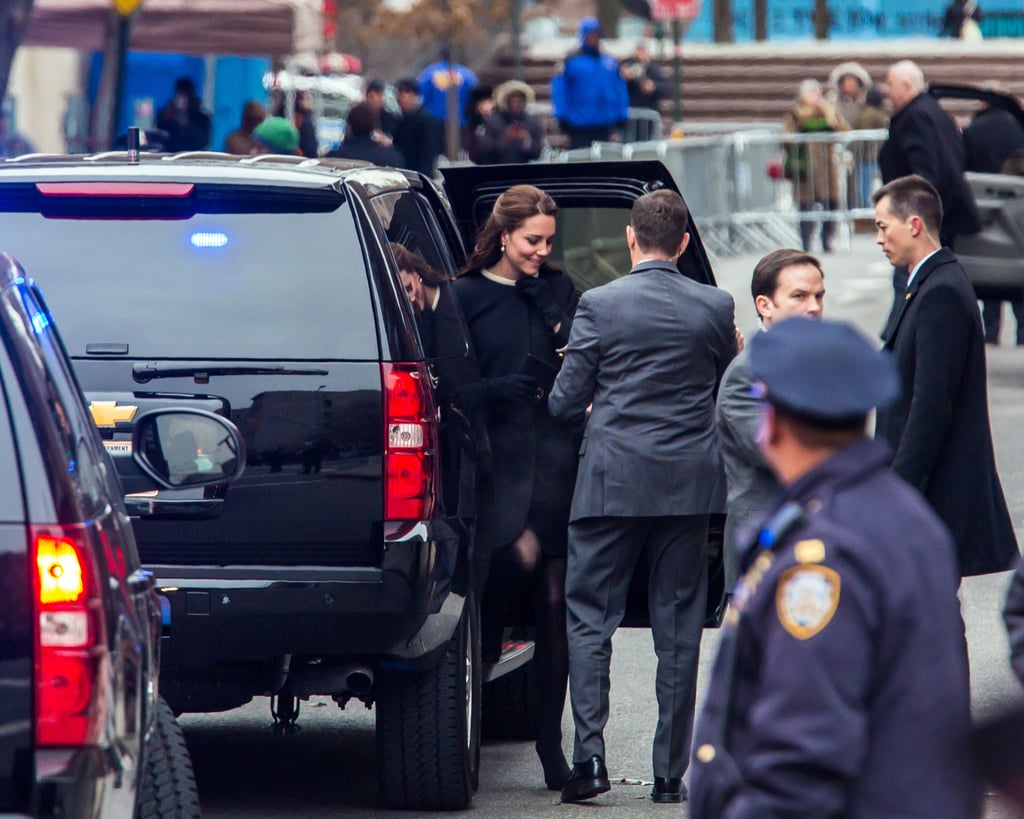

{"left": 519, "top": 353, "right": 559, "bottom": 399}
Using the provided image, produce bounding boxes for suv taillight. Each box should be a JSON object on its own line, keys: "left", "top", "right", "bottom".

{"left": 382, "top": 363, "right": 439, "bottom": 526}
{"left": 32, "top": 524, "right": 108, "bottom": 746}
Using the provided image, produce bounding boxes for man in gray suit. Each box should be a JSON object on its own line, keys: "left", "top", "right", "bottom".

{"left": 549, "top": 190, "right": 737, "bottom": 805}
{"left": 717, "top": 249, "right": 825, "bottom": 589}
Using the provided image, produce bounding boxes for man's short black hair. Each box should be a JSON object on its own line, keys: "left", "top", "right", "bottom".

{"left": 395, "top": 78, "right": 419, "bottom": 95}
{"left": 872, "top": 174, "right": 943, "bottom": 237}
{"left": 751, "top": 248, "right": 823, "bottom": 314}
{"left": 346, "top": 102, "right": 378, "bottom": 137}
{"left": 630, "top": 190, "right": 689, "bottom": 257}
{"left": 174, "top": 76, "right": 196, "bottom": 96}
{"left": 366, "top": 78, "right": 386, "bottom": 95}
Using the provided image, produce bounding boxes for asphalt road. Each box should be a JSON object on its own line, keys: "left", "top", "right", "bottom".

{"left": 185, "top": 232, "right": 1024, "bottom": 818}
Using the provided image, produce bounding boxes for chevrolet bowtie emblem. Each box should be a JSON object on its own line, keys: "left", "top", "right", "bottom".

{"left": 89, "top": 401, "right": 138, "bottom": 427}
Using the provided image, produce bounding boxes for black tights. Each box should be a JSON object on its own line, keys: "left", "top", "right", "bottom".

{"left": 482, "top": 528, "right": 570, "bottom": 784}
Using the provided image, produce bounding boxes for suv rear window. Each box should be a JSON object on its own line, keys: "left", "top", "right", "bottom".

{"left": 0, "top": 185, "right": 378, "bottom": 361}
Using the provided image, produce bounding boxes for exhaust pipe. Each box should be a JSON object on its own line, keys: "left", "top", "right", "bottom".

{"left": 345, "top": 667, "right": 374, "bottom": 696}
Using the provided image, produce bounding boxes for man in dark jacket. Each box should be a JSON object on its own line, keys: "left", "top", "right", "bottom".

{"left": 620, "top": 41, "right": 669, "bottom": 140}
{"left": 327, "top": 102, "right": 404, "bottom": 167}
{"left": 691, "top": 317, "right": 977, "bottom": 819}
{"left": 365, "top": 79, "right": 400, "bottom": 137}
{"left": 551, "top": 190, "right": 736, "bottom": 805}
{"left": 391, "top": 77, "right": 443, "bottom": 177}
{"left": 156, "top": 76, "right": 211, "bottom": 152}
{"left": 874, "top": 174, "right": 1018, "bottom": 577}
{"left": 963, "top": 93, "right": 1024, "bottom": 344}
{"left": 717, "top": 249, "right": 825, "bottom": 589}
{"left": 879, "top": 61, "right": 979, "bottom": 252}
{"left": 551, "top": 17, "right": 629, "bottom": 149}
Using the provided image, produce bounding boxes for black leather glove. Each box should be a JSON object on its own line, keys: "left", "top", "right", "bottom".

{"left": 485, "top": 374, "right": 538, "bottom": 403}
{"left": 515, "top": 276, "right": 563, "bottom": 329}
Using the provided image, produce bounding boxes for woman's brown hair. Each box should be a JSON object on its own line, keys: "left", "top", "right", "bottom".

{"left": 460, "top": 184, "right": 558, "bottom": 276}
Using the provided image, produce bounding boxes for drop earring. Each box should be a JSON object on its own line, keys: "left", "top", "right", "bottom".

{"left": 500, "top": 242, "right": 506, "bottom": 254}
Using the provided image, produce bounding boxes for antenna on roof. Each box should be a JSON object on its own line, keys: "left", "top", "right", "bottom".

{"left": 127, "top": 127, "right": 141, "bottom": 164}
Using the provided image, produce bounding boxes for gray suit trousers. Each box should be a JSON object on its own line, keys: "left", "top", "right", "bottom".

{"left": 566, "top": 514, "right": 708, "bottom": 778}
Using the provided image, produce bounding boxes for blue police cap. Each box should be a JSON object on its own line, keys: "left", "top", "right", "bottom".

{"left": 748, "top": 318, "right": 901, "bottom": 423}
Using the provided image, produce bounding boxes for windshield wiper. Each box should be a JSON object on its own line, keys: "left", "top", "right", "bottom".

{"left": 132, "top": 362, "right": 329, "bottom": 384}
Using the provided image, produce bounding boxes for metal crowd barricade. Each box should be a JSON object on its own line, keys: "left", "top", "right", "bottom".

{"left": 529, "top": 102, "right": 664, "bottom": 150}
{"left": 758, "top": 128, "right": 888, "bottom": 253}
{"left": 535, "top": 126, "right": 889, "bottom": 257}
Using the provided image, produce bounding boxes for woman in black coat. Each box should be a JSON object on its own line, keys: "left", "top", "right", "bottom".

{"left": 452, "top": 185, "right": 580, "bottom": 791}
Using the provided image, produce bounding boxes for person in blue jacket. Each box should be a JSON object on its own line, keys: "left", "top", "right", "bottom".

{"left": 551, "top": 17, "right": 629, "bottom": 149}
{"left": 690, "top": 318, "right": 979, "bottom": 819}
{"left": 417, "top": 46, "right": 479, "bottom": 127}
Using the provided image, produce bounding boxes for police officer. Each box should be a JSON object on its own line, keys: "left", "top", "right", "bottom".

{"left": 690, "top": 318, "right": 979, "bottom": 818}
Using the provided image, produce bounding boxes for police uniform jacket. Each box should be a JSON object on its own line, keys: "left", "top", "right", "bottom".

{"left": 691, "top": 438, "right": 977, "bottom": 818}
{"left": 878, "top": 92, "right": 981, "bottom": 247}
{"left": 876, "top": 248, "right": 1018, "bottom": 576}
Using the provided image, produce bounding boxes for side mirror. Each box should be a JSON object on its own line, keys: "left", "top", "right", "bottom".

{"left": 131, "top": 408, "right": 245, "bottom": 489}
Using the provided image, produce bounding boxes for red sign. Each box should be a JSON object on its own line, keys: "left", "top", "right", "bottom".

{"left": 650, "top": 0, "right": 701, "bottom": 21}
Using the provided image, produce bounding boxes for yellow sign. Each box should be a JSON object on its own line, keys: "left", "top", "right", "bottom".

{"left": 112, "top": 0, "right": 144, "bottom": 16}
{"left": 89, "top": 401, "right": 138, "bottom": 428}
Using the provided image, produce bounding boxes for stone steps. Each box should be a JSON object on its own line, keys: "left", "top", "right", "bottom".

{"left": 478, "top": 40, "right": 1024, "bottom": 126}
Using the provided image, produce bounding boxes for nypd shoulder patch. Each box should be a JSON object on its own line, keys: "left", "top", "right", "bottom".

{"left": 775, "top": 565, "right": 840, "bottom": 640}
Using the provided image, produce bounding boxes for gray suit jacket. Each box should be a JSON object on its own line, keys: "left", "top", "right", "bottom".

{"left": 715, "top": 345, "right": 779, "bottom": 586}
{"left": 549, "top": 260, "right": 737, "bottom": 521}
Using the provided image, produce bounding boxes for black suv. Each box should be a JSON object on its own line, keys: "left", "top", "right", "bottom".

{"left": 0, "top": 252, "right": 246, "bottom": 817}
{"left": 0, "top": 153, "right": 724, "bottom": 811}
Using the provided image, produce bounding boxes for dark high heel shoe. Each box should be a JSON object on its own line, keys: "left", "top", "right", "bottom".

{"left": 536, "top": 738, "right": 571, "bottom": 790}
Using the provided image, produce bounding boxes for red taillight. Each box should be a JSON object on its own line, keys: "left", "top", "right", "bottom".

{"left": 382, "top": 363, "right": 438, "bottom": 523}
{"left": 35, "top": 182, "right": 195, "bottom": 198}
{"left": 32, "top": 525, "right": 107, "bottom": 746}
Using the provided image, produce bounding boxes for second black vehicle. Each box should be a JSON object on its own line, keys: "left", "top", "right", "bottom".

{"left": 0, "top": 252, "right": 247, "bottom": 818}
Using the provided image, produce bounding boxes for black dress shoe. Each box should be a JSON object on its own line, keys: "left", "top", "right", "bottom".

{"left": 560, "top": 755, "right": 611, "bottom": 803}
{"left": 650, "top": 776, "right": 686, "bottom": 803}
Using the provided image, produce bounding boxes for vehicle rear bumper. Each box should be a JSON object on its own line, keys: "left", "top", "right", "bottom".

{"left": 150, "top": 522, "right": 467, "bottom": 668}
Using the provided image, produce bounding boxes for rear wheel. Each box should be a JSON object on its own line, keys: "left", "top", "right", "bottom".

{"left": 376, "top": 594, "right": 481, "bottom": 810}
{"left": 136, "top": 695, "right": 201, "bottom": 818}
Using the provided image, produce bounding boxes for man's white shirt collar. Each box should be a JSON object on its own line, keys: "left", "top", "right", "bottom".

{"left": 907, "top": 248, "right": 941, "bottom": 288}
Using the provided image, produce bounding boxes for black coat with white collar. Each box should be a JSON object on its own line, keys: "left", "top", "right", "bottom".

{"left": 876, "top": 247, "right": 1018, "bottom": 575}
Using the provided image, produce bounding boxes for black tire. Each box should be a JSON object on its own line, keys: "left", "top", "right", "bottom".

{"left": 136, "top": 695, "right": 201, "bottom": 819}
{"left": 376, "top": 594, "right": 481, "bottom": 810}
{"left": 482, "top": 659, "right": 541, "bottom": 741}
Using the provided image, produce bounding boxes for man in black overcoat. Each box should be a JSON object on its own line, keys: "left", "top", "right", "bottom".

{"left": 874, "top": 175, "right": 1018, "bottom": 576}
{"left": 879, "top": 60, "right": 980, "bottom": 250}
{"left": 963, "top": 94, "right": 1024, "bottom": 344}
{"left": 879, "top": 60, "right": 981, "bottom": 313}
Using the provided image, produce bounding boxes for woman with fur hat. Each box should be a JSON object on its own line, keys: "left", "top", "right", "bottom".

{"left": 827, "top": 61, "right": 872, "bottom": 130}
{"left": 476, "top": 80, "right": 544, "bottom": 165}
